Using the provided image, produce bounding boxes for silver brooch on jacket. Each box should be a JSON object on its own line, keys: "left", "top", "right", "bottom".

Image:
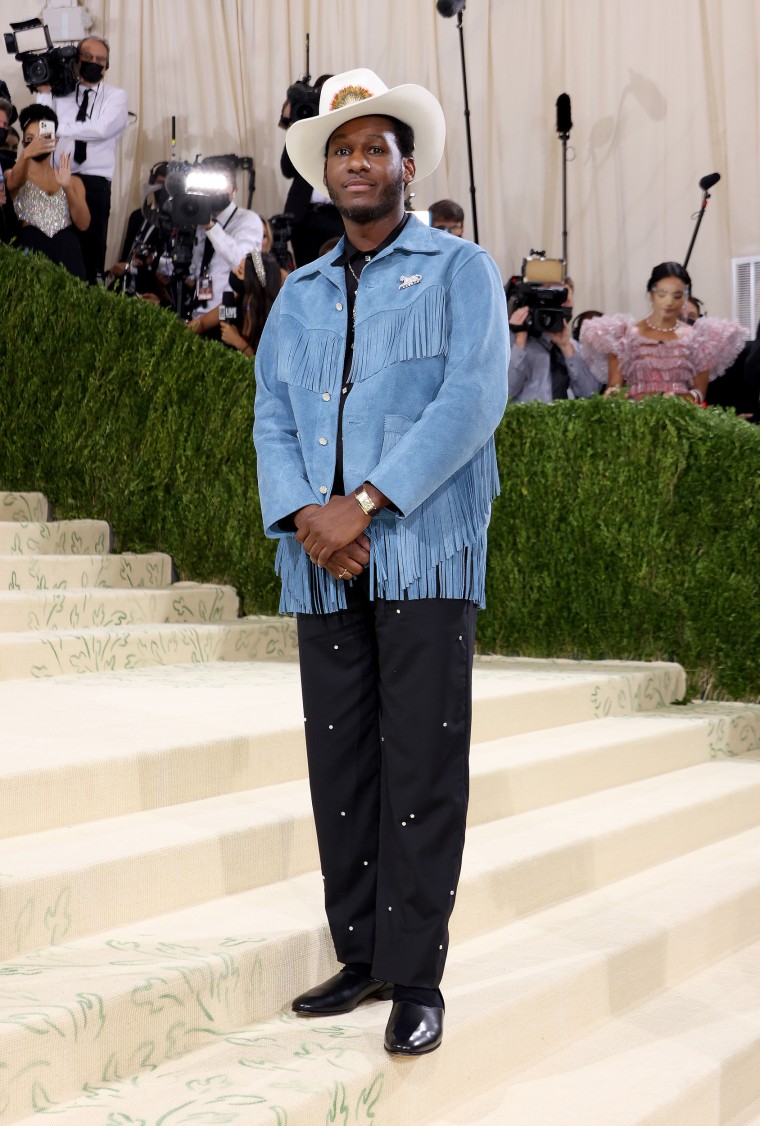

{"left": 399, "top": 274, "right": 422, "bottom": 290}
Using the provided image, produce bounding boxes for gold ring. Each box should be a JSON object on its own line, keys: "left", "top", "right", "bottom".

{"left": 338, "top": 567, "right": 348, "bottom": 580}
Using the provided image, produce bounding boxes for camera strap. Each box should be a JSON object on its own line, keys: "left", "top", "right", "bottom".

{"left": 200, "top": 206, "right": 238, "bottom": 272}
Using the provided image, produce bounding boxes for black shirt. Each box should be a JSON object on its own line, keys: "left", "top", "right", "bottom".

{"left": 331, "top": 212, "right": 411, "bottom": 494}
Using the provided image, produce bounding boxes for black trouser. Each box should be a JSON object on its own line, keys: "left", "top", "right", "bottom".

{"left": 77, "top": 174, "right": 111, "bottom": 284}
{"left": 297, "top": 575, "right": 477, "bottom": 988}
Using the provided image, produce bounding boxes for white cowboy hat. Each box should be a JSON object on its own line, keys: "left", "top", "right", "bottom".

{"left": 285, "top": 68, "right": 446, "bottom": 194}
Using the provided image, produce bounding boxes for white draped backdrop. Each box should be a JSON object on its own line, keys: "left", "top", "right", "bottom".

{"left": 2, "top": 0, "right": 759, "bottom": 319}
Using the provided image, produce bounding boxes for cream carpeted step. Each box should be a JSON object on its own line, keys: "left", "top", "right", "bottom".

{"left": 469, "top": 656, "right": 685, "bottom": 742}
{"left": 468, "top": 706, "right": 749, "bottom": 821}
{"left": 1, "top": 745, "right": 758, "bottom": 962}
{"left": 0, "top": 660, "right": 703, "bottom": 836}
{"left": 431, "top": 938, "right": 760, "bottom": 1126}
{"left": 0, "top": 491, "right": 48, "bottom": 522}
{"left": 0, "top": 617, "right": 298, "bottom": 680}
{"left": 728, "top": 1102, "right": 760, "bottom": 1126}
{"left": 0, "top": 583, "right": 240, "bottom": 631}
{"left": 10, "top": 824, "right": 760, "bottom": 1126}
{"left": 0, "top": 519, "right": 110, "bottom": 555}
{"left": 0, "top": 551, "right": 173, "bottom": 589}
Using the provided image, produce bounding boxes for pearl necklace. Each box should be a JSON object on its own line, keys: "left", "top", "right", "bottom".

{"left": 645, "top": 317, "right": 679, "bottom": 333}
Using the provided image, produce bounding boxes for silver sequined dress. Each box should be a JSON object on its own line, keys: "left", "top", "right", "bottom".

{"left": 12, "top": 178, "right": 86, "bottom": 280}
{"left": 13, "top": 181, "right": 72, "bottom": 238}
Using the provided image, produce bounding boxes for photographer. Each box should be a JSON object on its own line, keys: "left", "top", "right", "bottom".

{"left": 0, "top": 95, "right": 19, "bottom": 243}
{"left": 279, "top": 74, "right": 343, "bottom": 266}
{"left": 508, "top": 277, "right": 601, "bottom": 402}
{"left": 187, "top": 159, "right": 264, "bottom": 324}
{"left": 108, "top": 162, "right": 171, "bottom": 304}
{"left": 36, "top": 35, "right": 128, "bottom": 284}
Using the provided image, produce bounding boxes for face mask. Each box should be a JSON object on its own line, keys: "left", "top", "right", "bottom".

{"left": 79, "top": 61, "right": 104, "bottom": 83}
{"left": 228, "top": 271, "right": 246, "bottom": 298}
{"left": 31, "top": 152, "right": 50, "bottom": 163}
{"left": 0, "top": 148, "right": 15, "bottom": 172}
{"left": 154, "top": 186, "right": 168, "bottom": 208}
{"left": 0, "top": 128, "right": 7, "bottom": 147}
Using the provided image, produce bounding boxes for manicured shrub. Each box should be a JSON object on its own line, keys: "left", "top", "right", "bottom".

{"left": 1, "top": 245, "right": 758, "bottom": 698}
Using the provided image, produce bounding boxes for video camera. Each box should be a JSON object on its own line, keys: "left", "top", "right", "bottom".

{"left": 268, "top": 212, "right": 295, "bottom": 272}
{"left": 506, "top": 252, "right": 572, "bottom": 336}
{"left": 285, "top": 78, "right": 320, "bottom": 123}
{"left": 145, "top": 153, "right": 255, "bottom": 254}
{"left": 4, "top": 18, "right": 77, "bottom": 97}
{"left": 279, "top": 33, "right": 321, "bottom": 128}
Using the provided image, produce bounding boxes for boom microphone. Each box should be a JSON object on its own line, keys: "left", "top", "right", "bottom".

{"left": 556, "top": 93, "right": 572, "bottom": 136}
{"left": 698, "top": 172, "right": 720, "bottom": 192}
{"left": 436, "top": 0, "right": 466, "bottom": 17}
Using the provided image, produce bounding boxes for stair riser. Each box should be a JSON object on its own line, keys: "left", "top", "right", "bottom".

{"left": 471, "top": 668, "right": 684, "bottom": 745}
{"left": 0, "top": 619, "right": 298, "bottom": 680}
{"left": 0, "top": 812, "right": 317, "bottom": 959}
{"left": 0, "top": 522, "right": 111, "bottom": 556}
{"left": 0, "top": 493, "right": 48, "bottom": 523}
{"left": 0, "top": 731, "right": 309, "bottom": 839}
{"left": 0, "top": 588, "right": 240, "bottom": 632}
{"left": 469, "top": 724, "right": 709, "bottom": 824}
{"left": 6, "top": 882, "right": 760, "bottom": 1126}
{"left": 453, "top": 782, "right": 760, "bottom": 943}
{"left": 0, "top": 554, "right": 173, "bottom": 590}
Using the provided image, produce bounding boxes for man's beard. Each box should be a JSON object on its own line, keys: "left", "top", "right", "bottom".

{"left": 327, "top": 166, "right": 404, "bottom": 225}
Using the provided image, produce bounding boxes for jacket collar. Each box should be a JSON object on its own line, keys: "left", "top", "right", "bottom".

{"left": 296, "top": 214, "right": 440, "bottom": 282}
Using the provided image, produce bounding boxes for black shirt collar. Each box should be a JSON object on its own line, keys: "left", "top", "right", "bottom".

{"left": 333, "top": 211, "right": 411, "bottom": 267}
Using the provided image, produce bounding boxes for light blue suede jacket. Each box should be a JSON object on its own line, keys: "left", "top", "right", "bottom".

{"left": 253, "top": 219, "right": 509, "bottom": 614}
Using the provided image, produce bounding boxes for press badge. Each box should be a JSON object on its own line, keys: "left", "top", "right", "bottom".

{"left": 197, "top": 271, "right": 213, "bottom": 301}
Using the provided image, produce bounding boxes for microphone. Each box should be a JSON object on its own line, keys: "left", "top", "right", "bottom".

{"left": 436, "top": 0, "right": 466, "bottom": 16}
{"left": 698, "top": 172, "right": 720, "bottom": 192}
{"left": 556, "top": 93, "right": 572, "bottom": 136}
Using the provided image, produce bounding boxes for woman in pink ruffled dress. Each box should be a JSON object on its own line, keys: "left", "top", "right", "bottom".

{"left": 580, "top": 262, "right": 746, "bottom": 403}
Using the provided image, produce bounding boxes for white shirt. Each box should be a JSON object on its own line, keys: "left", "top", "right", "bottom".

{"left": 37, "top": 82, "right": 128, "bottom": 180}
{"left": 190, "top": 200, "right": 264, "bottom": 313}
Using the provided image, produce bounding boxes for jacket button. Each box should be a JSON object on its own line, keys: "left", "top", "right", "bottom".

{"left": 322, "top": 393, "right": 331, "bottom": 401}
{"left": 319, "top": 437, "right": 328, "bottom": 446}
{"left": 336, "top": 302, "right": 343, "bottom": 311}
{"left": 319, "top": 485, "right": 328, "bottom": 494}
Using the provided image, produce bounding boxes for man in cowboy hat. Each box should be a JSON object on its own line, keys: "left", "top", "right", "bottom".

{"left": 254, "top": 68, "right": 509, "bottom": 1055}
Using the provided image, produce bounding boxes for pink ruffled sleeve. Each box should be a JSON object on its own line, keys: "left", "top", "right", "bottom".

{"left": 688, "top": 317, "right": 748, "bottom": 379}
{"left": 579, "top": 313, "right": 635, "bottom": 384}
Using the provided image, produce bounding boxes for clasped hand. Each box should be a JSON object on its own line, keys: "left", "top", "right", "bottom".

{"left": 295, "top": 496, "right": 371, "bottom": 579}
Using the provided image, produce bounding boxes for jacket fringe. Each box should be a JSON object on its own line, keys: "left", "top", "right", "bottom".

{"left": 276, "top": 439, "right": 500, "bottom": 614}
{"left": 278, "top": 315, "right": 343, "bottom": 393}
{"left": 350, "top": 286, "right": 448, "bottom": 383}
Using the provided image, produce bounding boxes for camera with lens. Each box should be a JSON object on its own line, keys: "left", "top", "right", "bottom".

{"left": 284, "top": 78, "right": 320, "bottom": 124}
{"left": 506, "top": 252, "right": 572, "bottom": 336}
{"left": 268, "top": 212, "right": 294, "bottom": 271}
{"left": 4, "top": 19, "right": 77, "bottom": 97}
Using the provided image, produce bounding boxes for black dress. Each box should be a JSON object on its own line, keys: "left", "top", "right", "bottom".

{"left": 13, "top": 180, "right": 87, "bottom": 281}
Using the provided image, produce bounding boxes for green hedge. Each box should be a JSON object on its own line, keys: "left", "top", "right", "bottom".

{"left": 0, "top": 243, "right": 279, "bottom": 616}
{"left": 1, "top": 245, "right": 758, "bottom": 699}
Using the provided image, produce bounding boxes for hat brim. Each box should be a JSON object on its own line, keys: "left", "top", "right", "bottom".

{"left": 285, "top": 83, "right": 446, "bottom": 195}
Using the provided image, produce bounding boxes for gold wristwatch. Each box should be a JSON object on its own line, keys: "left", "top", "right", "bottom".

{"left": 354, "top": 486, "right": 378, "bottom": 516}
